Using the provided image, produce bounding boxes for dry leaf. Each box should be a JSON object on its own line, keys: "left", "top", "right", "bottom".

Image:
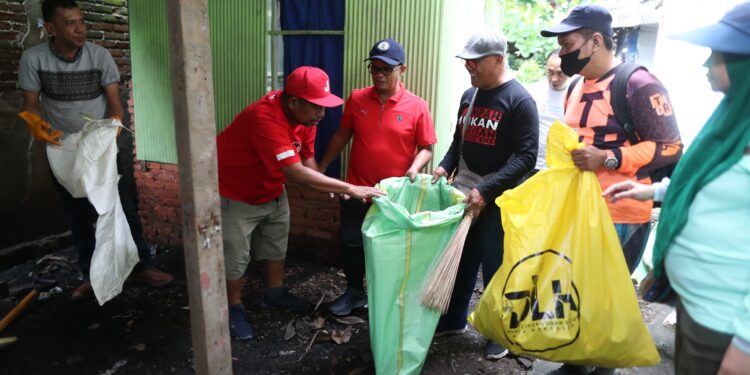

{"left": 283, "top": 320, "right": 296, "bottom": 341}
{"left": 331, "top": 325, "right": 352, "bottom": 344}
{"left": 312, "top": 316, "right": 326, "bottom": 329}
{"left": 130, "top": 343, "right": 146, "bottom": 351}
{"left": 331, "top": 315, "right": 366, "bottom": 326}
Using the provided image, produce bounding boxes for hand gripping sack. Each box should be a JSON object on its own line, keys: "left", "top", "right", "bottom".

{"left": 363, "top": 175, "right": 465, "bottom": 374}
{"left": 468, "top": 121, "right": 660, "bottom": 367}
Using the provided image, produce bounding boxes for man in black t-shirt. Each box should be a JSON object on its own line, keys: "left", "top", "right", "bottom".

{"left": 432, "top": 30, "right": 539, "bottom": 360}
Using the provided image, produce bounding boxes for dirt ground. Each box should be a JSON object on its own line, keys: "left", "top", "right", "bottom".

{"left": 0, "top": 247, "right": 675, "bottom": 374}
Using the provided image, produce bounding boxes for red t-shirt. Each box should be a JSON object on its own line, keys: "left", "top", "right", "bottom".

{"left": 342, "top": 83, "right": 437, "bottom": 187}
{"left": 217, "top": 90, "right": 316, "bottom": 204}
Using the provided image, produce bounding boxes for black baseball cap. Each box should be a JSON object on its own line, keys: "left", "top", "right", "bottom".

{"left": 671, "top": 2, "right": 750, "bottom": 55}
{"left": 541, "top": 4, "right": 613, "bottom": 38}
{"left": 365, "top": 38, "right": 405, "bottom": 66}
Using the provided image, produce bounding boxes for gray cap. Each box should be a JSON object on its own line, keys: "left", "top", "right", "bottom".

{"left": 456, "top": 31, "right": 507, "bottom": 59}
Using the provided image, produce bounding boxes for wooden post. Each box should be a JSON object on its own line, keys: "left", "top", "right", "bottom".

{"left": 165, "top": 1, "right": 231, "bottom": 374}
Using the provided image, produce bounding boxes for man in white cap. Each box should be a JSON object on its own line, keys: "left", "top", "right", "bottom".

{"left": 432, "top": 30, "right": 539, "bottom": 360}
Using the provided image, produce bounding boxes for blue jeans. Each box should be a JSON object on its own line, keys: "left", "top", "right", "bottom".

{"left": 614, "top": 222, "right": 652, "bottom": 274}
{"left": 437, "top": 206, "right": 503, "bottom": 330}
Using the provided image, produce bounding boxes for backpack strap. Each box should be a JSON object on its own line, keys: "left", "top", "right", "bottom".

{"left": 610, "top": 62, "right": 647, "bottom": 145}
{"left": 565, "top": 75, "right": 583, "bottom": 104}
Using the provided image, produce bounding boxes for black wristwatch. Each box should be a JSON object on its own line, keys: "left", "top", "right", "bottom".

{"left": 604, "top": 150, "right": 619, "bottom": 170}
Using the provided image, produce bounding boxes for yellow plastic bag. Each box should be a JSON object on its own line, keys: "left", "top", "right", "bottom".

{"left": 468, "top": 121, "right": 660, "bottom": 368}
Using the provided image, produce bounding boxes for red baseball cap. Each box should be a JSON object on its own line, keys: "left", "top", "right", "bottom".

{"left": 284, "top": 66, "right": 343, "bottom": 107}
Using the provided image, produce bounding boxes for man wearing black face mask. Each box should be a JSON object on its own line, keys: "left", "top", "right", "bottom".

{"left": 540, "top": 4, "right": 682, "bottom": 375}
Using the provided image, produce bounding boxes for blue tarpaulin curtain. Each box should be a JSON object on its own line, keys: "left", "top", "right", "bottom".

{"left": 280, "top": 0, "right": 345, "bottom": 178}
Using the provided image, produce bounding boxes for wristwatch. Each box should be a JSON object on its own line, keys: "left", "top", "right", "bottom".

{"left": 604, "top": 150, "right": 619, "bottom": 170}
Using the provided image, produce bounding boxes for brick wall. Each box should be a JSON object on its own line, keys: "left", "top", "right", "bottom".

{"left": 128, "top": 80, "right": 183, "bottom": 248}
{"left": 286, "top": 183, "right": 341, "bottom": 264}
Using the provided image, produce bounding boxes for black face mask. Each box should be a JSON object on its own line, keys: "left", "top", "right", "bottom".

{"left": 560, "top": 44, "right": 592, "bottom": 77}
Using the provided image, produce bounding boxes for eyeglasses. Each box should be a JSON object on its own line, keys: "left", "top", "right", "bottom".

{"left": 463, "top": 58, "right": 480, "bottom": 70}
{"left": 367, "top": 64, "right": 400, "bottom": 76}
{"left": 462, "top": 55, "right": 494, "bottom": 70}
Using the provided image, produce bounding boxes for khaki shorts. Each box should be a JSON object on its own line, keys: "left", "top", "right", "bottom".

{"left": 221, "top": 190, "right": 289, "bottom": 280}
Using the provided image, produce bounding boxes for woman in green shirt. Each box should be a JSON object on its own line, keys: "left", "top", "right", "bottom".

{"left": 603, "top": 3, "right": 750, "bottom": 375}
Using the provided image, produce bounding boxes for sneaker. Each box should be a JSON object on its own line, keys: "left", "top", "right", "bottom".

{"left": 434, "top": 323, "right": 468, "bottom": 337}
{"left": 484, "top": 340, "right": 509, "bottom": 360}
{"left": 228, "top": 304, "right": 254, "bottom": 341}
{"left": 328, "top": 288, "right": 367, "bottom": 316}
{"left": 70, "top": 281, "right": 93, "bottom": 301}
{"left": 131, "top": 268, "right": 174, "bottom": 287}
{"left": 546, "top": 364, "right": 592, "bottom": 375}
{"left": 262, "top": 288, "right": 312, "bottom": 313}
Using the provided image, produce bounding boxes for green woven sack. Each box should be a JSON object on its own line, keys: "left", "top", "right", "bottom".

{"left": 363, "top": 174, "right": 465, "bottom": 374}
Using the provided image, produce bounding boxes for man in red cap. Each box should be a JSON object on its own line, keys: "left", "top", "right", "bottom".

{"left": 216, "top": 66, "right": 384, "bottom": 341}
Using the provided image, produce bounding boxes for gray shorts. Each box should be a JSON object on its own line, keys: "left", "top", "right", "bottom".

{"left": 220, "top": 190, "right": 289, "bottom": 280}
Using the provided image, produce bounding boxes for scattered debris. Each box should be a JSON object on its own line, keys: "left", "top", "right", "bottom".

{"left": 38, "top": 286, "right": 63, "bottom": 301}
{"left": 279, "top": 350, "right": 295, "bottom": 356}
{"left": 330, "top": 315, "right": 366, "bottom": 326}
{"left": 100, "top": 359, "right": 127, "bottom": 375}
{"left": 313, "top": 291, "right": 328, "bottom": 312}
{"left": 663, "top": 309, "right": 677, "bottom": 326}
{"left": 331, "top": 325, "right": 352, "bottom": 345}
{"left": 0, "top": 336, "right": 17, "bottom": 350}
{"left": 283, "top": 320, "right": 296, "bottom": 341}
{"left": 111, "top": 310, "right": 138, "bottom": 319}
{"left": 312, "top": 316, "right": 326, "bottom": 329}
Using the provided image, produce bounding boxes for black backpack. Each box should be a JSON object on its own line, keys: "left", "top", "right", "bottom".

{"left": 566, "top": 63, "right": 677, "bottom": 185}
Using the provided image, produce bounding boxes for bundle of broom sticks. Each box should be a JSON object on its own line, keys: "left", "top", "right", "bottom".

{"left": 420, "top": 212, "right": 474, "bottom": 314}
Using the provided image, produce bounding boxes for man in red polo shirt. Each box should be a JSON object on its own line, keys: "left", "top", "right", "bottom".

{"left": 318, "top": 38, "right": 437, "bottom": 316}
{"left": 217, "top": 66, "right": 384, "bottom": 341}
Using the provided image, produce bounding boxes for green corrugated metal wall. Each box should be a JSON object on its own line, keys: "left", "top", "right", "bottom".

{"left": 129, "top": 0, "right": 266, "bottom": 163}
{"left": 130, "top": 0, "right": 176, "bottom": 163}
{"left": 342, "top": 0, "right": 448, "bottom": 173}
{"left": 131, "top": 0, "right": 479, "bottom": 167}
{"left": 208, "top": 0, "right": 267, "bottom": 132}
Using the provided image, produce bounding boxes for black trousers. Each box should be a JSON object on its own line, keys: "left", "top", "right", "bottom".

{"left": 339, "top": 198, "right": 371, "bottom": 290}
{"left": 675, "top": 298, "right": 733, "bottom": 375}
{"left": 438, "top": 206, "right": 504, "bottom": 330}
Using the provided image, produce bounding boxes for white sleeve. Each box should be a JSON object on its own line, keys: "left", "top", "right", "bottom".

{"left": 652, "top": 178, "right": 670, "bottom": 202}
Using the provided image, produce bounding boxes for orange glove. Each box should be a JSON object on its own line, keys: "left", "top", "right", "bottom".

{"left": 18, "top": 111, "right": 62, "bottom": 145}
